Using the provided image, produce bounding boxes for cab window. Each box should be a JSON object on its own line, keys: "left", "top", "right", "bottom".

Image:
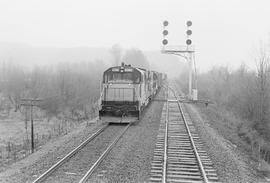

{"left": 104, "top": 70, "right": 141, "bottom": 83}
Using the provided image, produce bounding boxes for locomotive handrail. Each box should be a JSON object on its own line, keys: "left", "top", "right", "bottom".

{"left": 98, "top": 86, "right": 105, "bottom": 107}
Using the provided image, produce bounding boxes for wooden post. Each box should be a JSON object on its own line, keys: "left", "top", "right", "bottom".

{"left": 31, "top": 101, "right": 34, "bottom": 153}
{"left": 20, "top": 98, "right": 42, "bottom": 154}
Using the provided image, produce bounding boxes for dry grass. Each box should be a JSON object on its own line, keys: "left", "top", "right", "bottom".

{"left": 196, "top": 104, "right": 247, "bottom": 149}
{"left": 0, "top": 115, "right": 85, "bottom": 171}
{"left": 195, "top": 103, "right": 270, "bottom": 178}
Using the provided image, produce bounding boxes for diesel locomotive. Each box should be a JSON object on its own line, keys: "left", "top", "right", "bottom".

{"left": 99, "top": 63, "right": 166, "bottom": 123}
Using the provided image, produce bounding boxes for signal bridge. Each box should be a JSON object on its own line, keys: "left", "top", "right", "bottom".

{"left": 162, "top": 45, "right": 195, "bottom": 54}
{"left": 161, "top": 20, "right": 197, "bottom": 101}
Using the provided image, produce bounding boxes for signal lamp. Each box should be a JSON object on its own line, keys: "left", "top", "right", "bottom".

{"left": 163, "top": 30, "right": 168, "bottom": 36}
{"left": 186, "top": 20, "right": 192, "bottom": 27}
{"left": 163, "top": 20, "right": 169, "bottom": 27}
{"left": 162, "top": 39, "right": 168, "bottom": 45}
{"left": 186, "top": 30, "right": 192, "bottom": 36}
{"left": 186, "top": 39, "right": 192, "bottom": 45}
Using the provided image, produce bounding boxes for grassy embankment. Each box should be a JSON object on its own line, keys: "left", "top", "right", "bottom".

{"left": 0, "top": 109, "right": 98, "bottom": 172}
{"left": 194, "top": 103, "right": 270, "bottom": 177}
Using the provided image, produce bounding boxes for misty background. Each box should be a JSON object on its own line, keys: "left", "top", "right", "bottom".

{"left": 0, "top": 0, "right": 270, "bottom": 74}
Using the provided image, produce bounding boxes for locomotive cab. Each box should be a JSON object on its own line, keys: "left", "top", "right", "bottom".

{"left": 99, "top": 63, "right": 145, "bottom": 123}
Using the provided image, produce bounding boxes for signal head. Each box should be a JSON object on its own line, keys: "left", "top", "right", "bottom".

{"left": 163, "top": 20, "right": 169, "bottom": 27}
{"left": 163, "top": 30, "right": 168, "bottom": 36}
{"left": 186, "top": 29, "right": 192, "bottom": 36}
{"left": 162, "top": 39, "right": 168, "bottom": 45}
{"left": 186, "top": 39, "right": 192, "bottom": 45}
{"left": 186, "top": 20, "right": 192, "bottom": 27}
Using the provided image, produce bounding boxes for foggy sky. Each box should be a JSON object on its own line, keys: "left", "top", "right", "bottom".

{"left": 1, "top": 0, "right": 270, "bottom": 71}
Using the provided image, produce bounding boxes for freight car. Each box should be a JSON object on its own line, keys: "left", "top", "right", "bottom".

{"left": 99, "top": 62, "right": 166, "bottom": 123}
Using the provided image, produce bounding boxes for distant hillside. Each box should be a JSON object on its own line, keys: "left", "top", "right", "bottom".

{"left": 0, "top": 43, "right": 112, "bottom": 67}
{"left": 0, "top": 43, "right": 187, "bottom": 77}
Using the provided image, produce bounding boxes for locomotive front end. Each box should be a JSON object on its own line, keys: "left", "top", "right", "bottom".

{"left": 99, "top": 64, "right": 142, "bottom": 123}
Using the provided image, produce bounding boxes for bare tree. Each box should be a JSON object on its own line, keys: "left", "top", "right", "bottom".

{"left": 255, "top": 46, "right": 270, "bottom": 130}
{"left": 3, "top": 64, "right": 26, "bottom": 112}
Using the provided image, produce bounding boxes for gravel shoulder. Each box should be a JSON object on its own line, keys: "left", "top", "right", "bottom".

{"left": 0, "top": 118, "right": 105, "bottom": 183}
{"left": 184, "top": 103, "right": 259, "bottom": 183}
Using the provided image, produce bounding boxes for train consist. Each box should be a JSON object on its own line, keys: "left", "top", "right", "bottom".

{"left": 99, "top": 63, "right": 167, "bottom": 123}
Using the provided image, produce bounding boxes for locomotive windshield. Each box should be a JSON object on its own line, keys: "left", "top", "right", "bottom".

{"left": 103, "top": 68, "right": 141, "bottom": 83}
{"left": 113, "top": 73, "right": 131, "bottom": 80}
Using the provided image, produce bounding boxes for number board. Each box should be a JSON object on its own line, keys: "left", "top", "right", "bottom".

{"left": 124, "top": 68, "right": 133, "bottom": 72}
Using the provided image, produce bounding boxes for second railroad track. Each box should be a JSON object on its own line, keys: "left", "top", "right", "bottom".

{"left": 150, "top": 85, "right": 220, "bottom": 183}
{"left": 33, "top": 123, "right": 130, "bottom": 183}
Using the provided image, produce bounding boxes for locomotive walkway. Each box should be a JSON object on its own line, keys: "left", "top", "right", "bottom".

{"left": 150, "top": 86, "right": 220, "bottom": 183}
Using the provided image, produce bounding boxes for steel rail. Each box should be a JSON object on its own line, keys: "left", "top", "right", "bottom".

{"left": 171, "top": 88, "right": 209, "bottom": 183}
{"left": 32, "top": 124, "right": 109, "bottom": 183}
{"left": 162, "top": 86, "right": 169, "bottom": 183}
{"left": 79, "top": 123, "right": 131, "bottom": 183}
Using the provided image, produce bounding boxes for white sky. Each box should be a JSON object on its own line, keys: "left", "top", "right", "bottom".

{"left": 0, "top": 0, "right": 270, "bottom": 71}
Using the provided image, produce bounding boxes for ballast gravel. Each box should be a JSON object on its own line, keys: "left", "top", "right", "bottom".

{"left": 86, "top": 91, "right": 165, "bottom": 183}
{"left": 44, "top": 125, "right": 126, "bottom": 183}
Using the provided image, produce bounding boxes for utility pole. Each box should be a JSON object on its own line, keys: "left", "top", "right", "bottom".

{"left": 161, "top": 20, "right": 197, "bottom": 100}
{"left": 20, "top": 98, "right": 42, "bottom": 153}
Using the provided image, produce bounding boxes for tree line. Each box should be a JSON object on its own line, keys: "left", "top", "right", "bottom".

{"left": 0, "top": 47, "right": 150, "bottom": 121}
{"left": 177, "top": 47, "right": 270, "bottom": 139}
{"left": 0, "top": 61, "right": 105, "bottom": 120}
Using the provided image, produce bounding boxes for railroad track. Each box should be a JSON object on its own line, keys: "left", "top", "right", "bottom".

{"left": 33, "top": 123, "right": 130, "bottom": 183}
{"left": 150, "top": 86, "right": 219, "bottom": 183}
